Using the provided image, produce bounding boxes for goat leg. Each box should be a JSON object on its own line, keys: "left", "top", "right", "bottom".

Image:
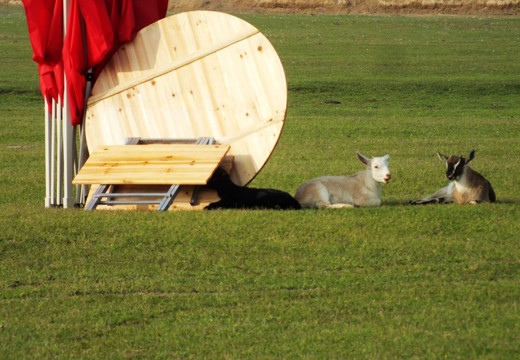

{"left": 409, "top": 184, "right": 454, "bottom": 205}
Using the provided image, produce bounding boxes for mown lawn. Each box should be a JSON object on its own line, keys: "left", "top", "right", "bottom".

{"left": 1, "top": 6, "right": 519, "bottom": 359}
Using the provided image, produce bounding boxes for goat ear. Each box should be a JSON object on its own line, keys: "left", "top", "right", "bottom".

{"left": 467, "top": 150, "right": 476, "bottom": 163}
{"left": 356, "top": 152, "right": 370, "bottom": 165}
{"left": 437, "top": 152, "right": 448, "bottom": 162}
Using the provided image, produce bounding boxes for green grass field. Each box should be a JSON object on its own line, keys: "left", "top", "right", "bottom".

{"left": 1, "top": 5, "right": 520, "bottom": 359}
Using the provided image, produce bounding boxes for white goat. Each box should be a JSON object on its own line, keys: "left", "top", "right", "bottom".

{"left": 294, "top": 152, "right": 391, "bottom": 209}
{"left": 410, "top": 150, "right": 496, "bottom": 205}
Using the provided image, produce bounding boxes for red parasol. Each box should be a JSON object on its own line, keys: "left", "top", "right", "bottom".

{"left": 23, "top": 0, "right": 168, "bottom": 125}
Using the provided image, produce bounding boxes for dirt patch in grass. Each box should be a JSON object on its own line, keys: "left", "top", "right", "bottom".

{"left": 169, "top": 0, "right": 520, "bottom": 15}
{"left": 4, "top": 0, "right": 518, "bottom": 15}
{"left": 1, "top": 0, "right": 22, "bottom": 5}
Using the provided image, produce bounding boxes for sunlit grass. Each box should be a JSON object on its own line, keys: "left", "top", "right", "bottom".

{"left": 1, "top": 6, "right": 519, "bottom": 359}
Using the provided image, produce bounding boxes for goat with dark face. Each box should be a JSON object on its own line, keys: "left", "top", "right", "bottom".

{"left": 444, "top": 152, "right": 472, "bottom": 181}
{"left": 410, "top": 150, "right": 496, "bottom": 205}
{"left": 204, "top": 167, "right": 301, "bottom": 210}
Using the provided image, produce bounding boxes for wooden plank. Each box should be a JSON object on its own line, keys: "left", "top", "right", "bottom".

{"left": 73, "top": 144, "right": 229, "bottom": 185}
{"left": 81, "top": 144, "right": 227, "bottom": 162}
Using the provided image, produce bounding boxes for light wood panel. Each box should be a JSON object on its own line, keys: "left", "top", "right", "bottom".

{"left": 73, "top": 144, "right": 230, "bottom": 185}
{"left": 85, "top": 11, "right": 287, "bottom": 187}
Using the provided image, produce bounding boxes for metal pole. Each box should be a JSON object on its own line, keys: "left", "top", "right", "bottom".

{"left": 77, "top": 122, "right": 89, "bottom": 205}
{"left": 62, "top": 92, "right": 74, "bottom": 208}
{"left": 62, "top": 0, "right": 74, "bottom": 208}
{"left": 45, "top": 100, "right": 52, "bottom": 207}
{"left": 50, "top": 99, "right": 57, "bottom": 205}
{"left": 76, "top": 68, "right": 93, "bottom": 206}
{"left": 56, "top": 96, "right": 63, "bottom": 206}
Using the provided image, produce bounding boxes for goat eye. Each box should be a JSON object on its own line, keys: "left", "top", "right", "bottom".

{"left": 374, "top": 165, "right": 379, "bottom": 169}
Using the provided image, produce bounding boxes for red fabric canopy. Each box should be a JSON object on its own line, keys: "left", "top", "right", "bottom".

{"left": 23, "top": 0, "right": 168, "bottom": 125}
{"left": 23, "top": 0, "right": 64, "bottom": 105}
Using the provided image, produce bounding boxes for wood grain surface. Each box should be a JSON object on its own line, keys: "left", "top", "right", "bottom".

{"left": 85, "top": 11, "right": 287, "bottom": 186}
{"left": 73, "top": 144, "right": 230, "bottom": 185}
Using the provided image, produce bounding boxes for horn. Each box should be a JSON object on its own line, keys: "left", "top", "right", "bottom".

{"left": 468, "top": 150, "right": 476, "bottom": 162}
{"left": 437, "top": 152, "right": 448, "bottom": 161}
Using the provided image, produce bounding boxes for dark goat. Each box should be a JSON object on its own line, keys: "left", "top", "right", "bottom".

{"left": 204, "top": 167, "right": 301, "bottom": 210}
{"left": 410, "top": 150, "right": 496, "bottom": 205}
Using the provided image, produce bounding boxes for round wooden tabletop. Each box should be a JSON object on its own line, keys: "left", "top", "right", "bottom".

{"left": 85, "top": 11, "right": 287, "bottom": 186}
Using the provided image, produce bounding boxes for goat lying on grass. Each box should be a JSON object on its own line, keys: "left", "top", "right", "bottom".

{"left": 294, "top": 152, "right": 391, "bottom": 209}
{"left": 410, "top": 150, "right": 496, "bottom": 205}
{"left": 204, "top": 167, "right": 301, "bottom": 210}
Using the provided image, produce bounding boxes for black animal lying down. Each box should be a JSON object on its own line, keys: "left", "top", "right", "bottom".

{"left": 204, "top": 167, "right": 301, "bottom": 210}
